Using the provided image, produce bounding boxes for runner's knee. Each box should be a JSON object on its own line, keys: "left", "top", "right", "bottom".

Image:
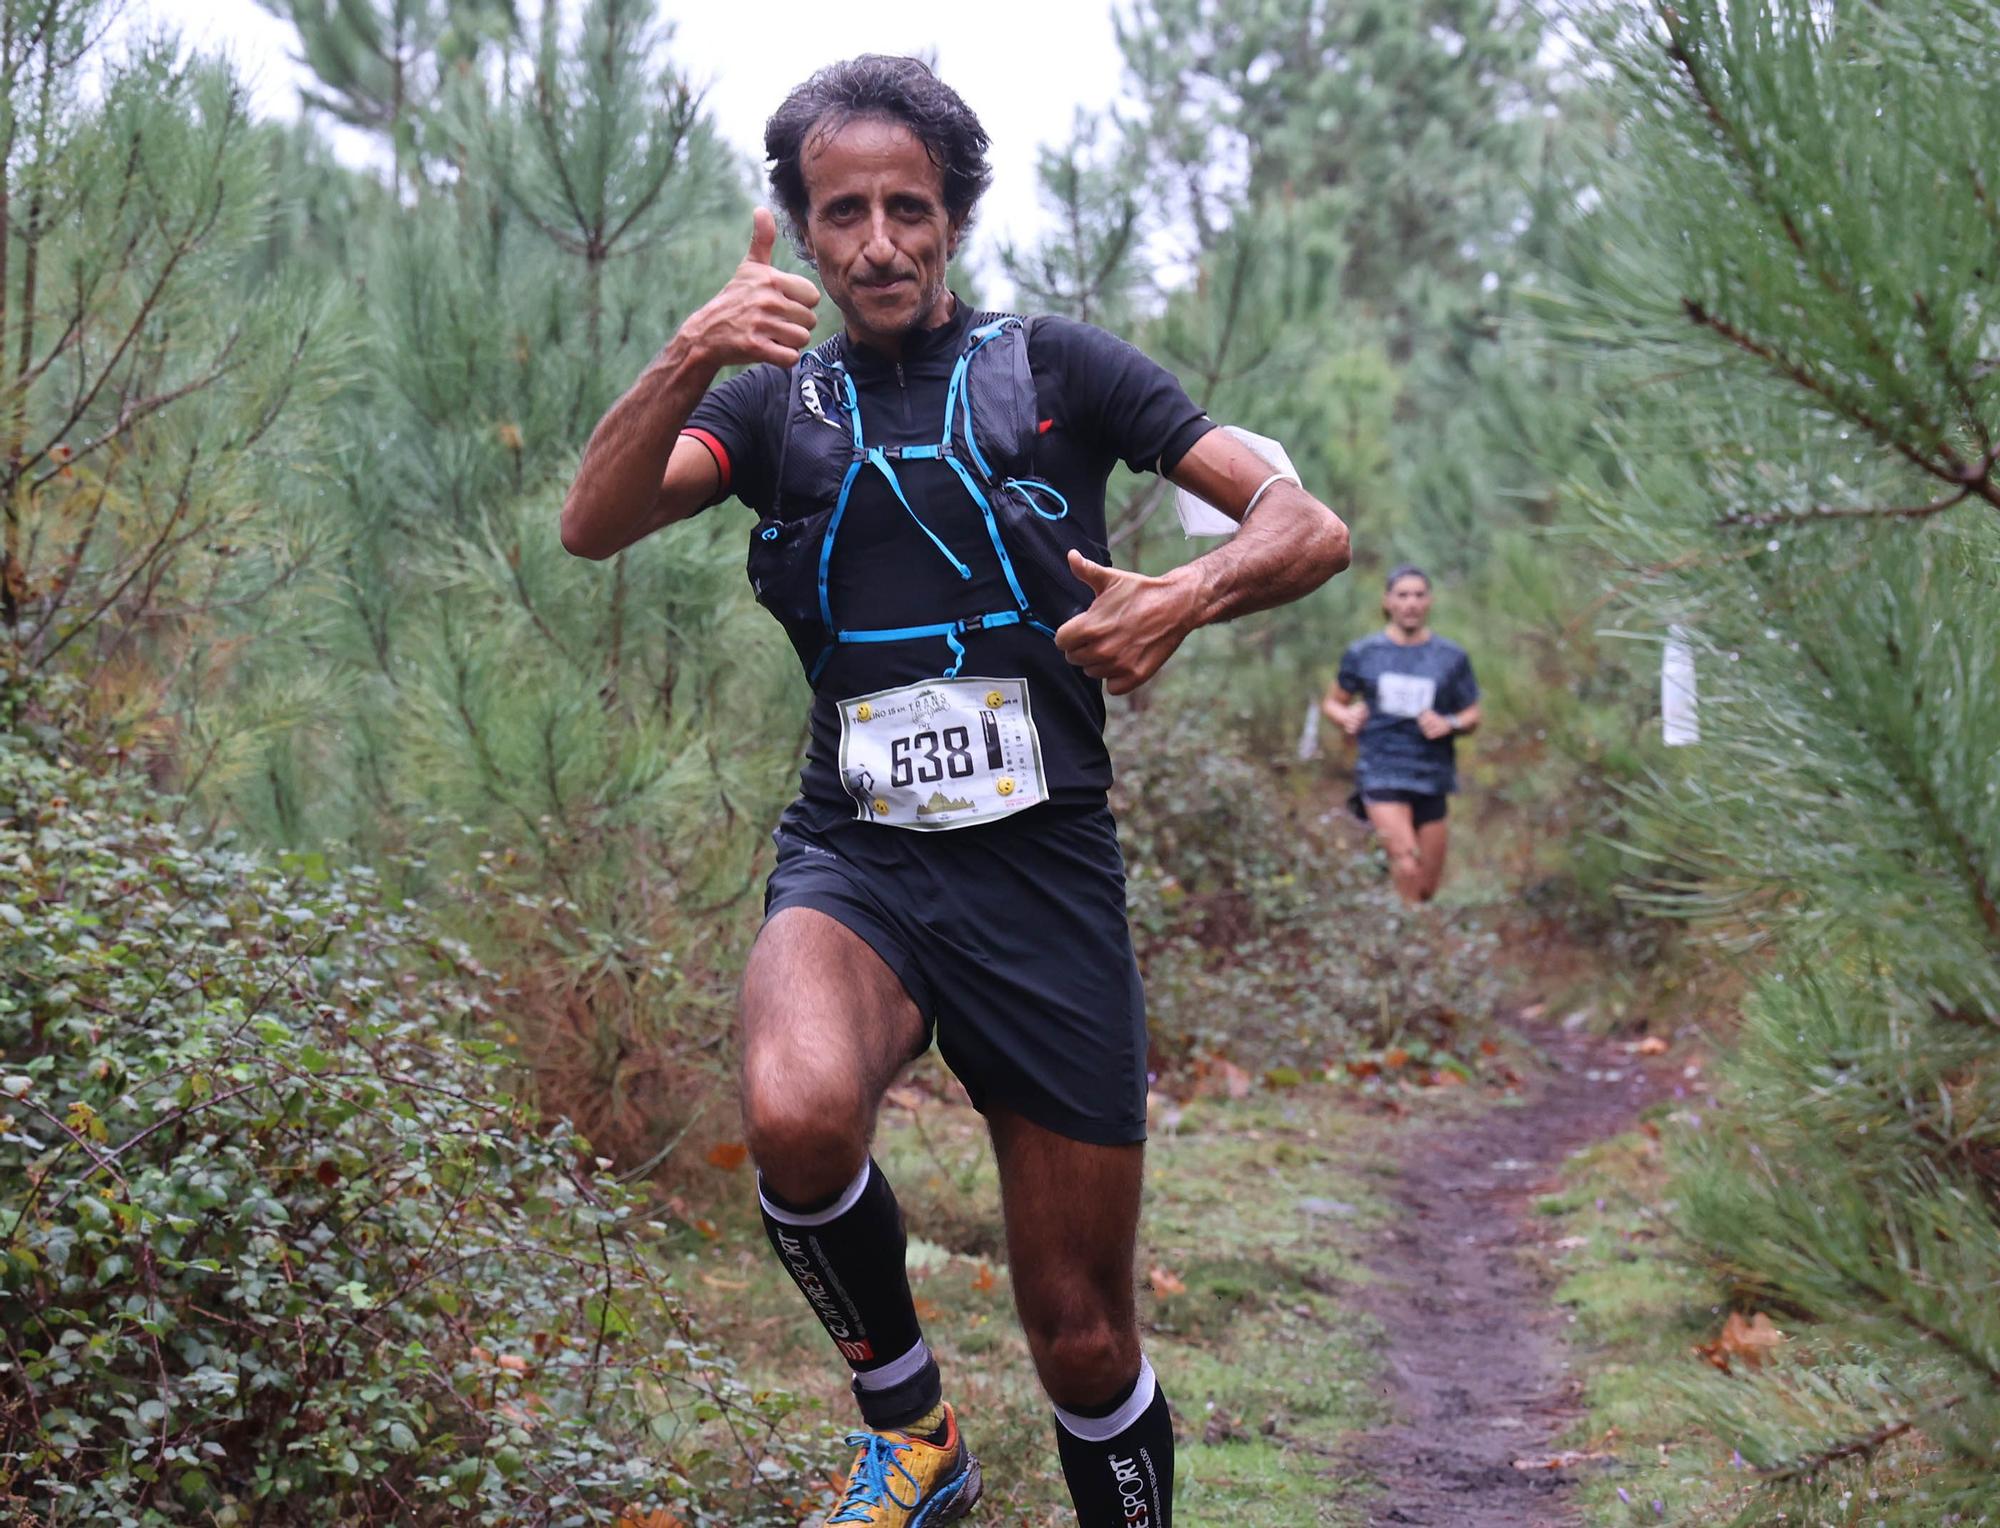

{"left": 740, "top": 1072, "right": 871, "bottom": 1198}
{"left": 1021, "top": 1312, "right": 1140, "bottom": 1410}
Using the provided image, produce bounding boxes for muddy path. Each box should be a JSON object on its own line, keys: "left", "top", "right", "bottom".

{"left": 1347, "top": 1015, "right": 1676, "bottom": 1526}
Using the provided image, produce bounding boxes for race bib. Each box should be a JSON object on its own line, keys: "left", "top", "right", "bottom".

{"left": 1376, "top": 671, "right": 1437, "bottom": 719}
{"left": 836, "top": 677, "right": 1049, "bottom": 830}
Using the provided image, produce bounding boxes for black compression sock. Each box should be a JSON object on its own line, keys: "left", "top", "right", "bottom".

{"left": 758, "top": 1159, "right": 942, "bottom": 1430}
{"left": 1053, "top": 1358, "right": 1174, "bottom": 1528}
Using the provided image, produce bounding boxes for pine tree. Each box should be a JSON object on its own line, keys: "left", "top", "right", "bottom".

{"left": 1118, "top": 0, "right": 1548, "bottom": 338}
{"left": 180, "top": 0, "right": 801, "bottom": 1141}
{"left": 1570, "top": 1, "right": 2000, "bottom": 1513}
{"left": 0, "top": 0, "right": 339, "bottom": 723}
{"left": 255, "top": 0, "right": 517, "bottom": 193}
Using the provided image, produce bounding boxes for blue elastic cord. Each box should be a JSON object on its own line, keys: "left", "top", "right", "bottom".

{"left": 838, "top": 622, "right": 961, "bottom": 643}
{"left": 949, "top": 321, "right": 1014, "bottom": 482}
{"left": 817, "top": 458, "right": 865, "bottom": 633}
{"left": 1004, "top": 477, "right": 1069, "bottom": 521}
{"left": 868, "top": 447, "right": 971, "bottom": 578}
{"left": 810, "top": 362, "right": 870, "bottom": 642}
{"left": 835, "top": 611, "right": 1023, "bottom": 644}
{"left": 943, "top": 629, "right": 967, "bottom": 678}
{"left": 945, "top": 455, "right": 1032, "bottom": 612}
{"left": 836, "top": 365, "right": 866, "bottom": 449}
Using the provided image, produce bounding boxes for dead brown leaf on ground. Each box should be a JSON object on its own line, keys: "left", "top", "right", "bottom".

{"left": 1695, "top": 1311, "right": 1784, "bottom": 1373}
{"left": 704, "top": 1141, "right": 748, "bottom": 1171}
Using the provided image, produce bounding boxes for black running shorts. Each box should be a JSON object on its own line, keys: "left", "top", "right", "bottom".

{"left": 762, "top": 802, "right": 1149, "bottom": 1146}
{"left": 1350, "top": 788, "right": 1449, "bottom": 828}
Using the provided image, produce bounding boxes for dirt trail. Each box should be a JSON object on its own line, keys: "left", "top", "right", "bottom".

{"left": 1347, "top": 1016, "right": 1675, "bottom": 1526}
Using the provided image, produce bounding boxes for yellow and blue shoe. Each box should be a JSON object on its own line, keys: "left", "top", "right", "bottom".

{"left": 824, "top": 1402, "right": 982, "bottom": 1525}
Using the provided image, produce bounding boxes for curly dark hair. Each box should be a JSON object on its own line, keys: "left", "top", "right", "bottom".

{"left": 764, "top": 55, "right": 993, "bottom": 260}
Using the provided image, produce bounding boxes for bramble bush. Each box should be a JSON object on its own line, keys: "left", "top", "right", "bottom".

{"left": 0, "top": 690, "right": 809, "bottom": 1525}
{"left": 1109, "top": 703, "right": 1501, "bottom": 1072}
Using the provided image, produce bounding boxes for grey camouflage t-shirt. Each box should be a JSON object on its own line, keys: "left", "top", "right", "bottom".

{"left": 1337, "top": 632, "right": 1479, "bottom": 795}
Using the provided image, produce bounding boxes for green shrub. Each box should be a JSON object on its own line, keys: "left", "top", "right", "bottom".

{"left": 1108, "top": 703, "right": 1501, "bottom": 1070}
{"left": 0, "top": 701, "right": 806, "bottom": 1525}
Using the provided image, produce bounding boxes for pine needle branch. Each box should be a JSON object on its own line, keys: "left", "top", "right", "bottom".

{"left": 1756, "top": 1394, "right": 1964, "bottom": 1484}
{"left": 1681, "top": 299, "right": 1969, "bottom": 491}
{"left": 1657, "top": 4, "right": 1966, "bottom": 467}
{"left": 1715, "top": 485, "right": 1972, "bottom": 529}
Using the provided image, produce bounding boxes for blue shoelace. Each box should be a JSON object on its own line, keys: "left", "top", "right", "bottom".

{"left": 828, "top": 1431, "right": 922, "bottom": 1522}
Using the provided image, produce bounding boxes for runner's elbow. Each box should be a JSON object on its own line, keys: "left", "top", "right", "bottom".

{"left": 559, "top": 494, "right": 614, "bottom": 560}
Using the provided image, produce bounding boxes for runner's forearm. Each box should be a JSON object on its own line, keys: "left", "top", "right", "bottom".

{"left": 1164, "top": 483, "right": 1350, "bottom": 629}
{"left": 560, "top": 334, "right": 721, "bottom": 559}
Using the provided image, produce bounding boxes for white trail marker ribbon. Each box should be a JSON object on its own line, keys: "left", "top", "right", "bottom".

{"left": 1662, "top": 626, "right": 1700, "bottom": 746}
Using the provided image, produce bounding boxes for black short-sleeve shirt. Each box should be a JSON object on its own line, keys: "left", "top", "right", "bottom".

{"left": 685, "top": 299, "right": 1214, "bottom": 827}
{"left": 1337, "top": 632, "right": 1480, "bottom": 795}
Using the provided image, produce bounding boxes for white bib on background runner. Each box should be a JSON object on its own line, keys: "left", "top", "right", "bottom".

{"left": 836, "top": 677, "right": 1049, "bottom": 830}
{"left": 1376, "top": 671, "right": 1437, "bottom": 719}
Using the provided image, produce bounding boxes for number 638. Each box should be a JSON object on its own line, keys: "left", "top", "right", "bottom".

{"left": 889, "top": 726, "right": 975, "bottom": 787}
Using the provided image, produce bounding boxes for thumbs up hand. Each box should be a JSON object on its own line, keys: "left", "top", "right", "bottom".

{"left": 675, "top": 208, "right": 823, "bottom": 370}
{"left": 1053, "top": 549, "right": 1200, "bottom": 696}
{"left": 744, "top": 205, "right": 779, "bottom": 266}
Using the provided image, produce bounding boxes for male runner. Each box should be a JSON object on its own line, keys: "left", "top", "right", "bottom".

{"left": 561, "top": 56, "right": 1349, "bottom": 1526}
{"left": 1322, "top": 565, "right": 1480, "bottom": 904}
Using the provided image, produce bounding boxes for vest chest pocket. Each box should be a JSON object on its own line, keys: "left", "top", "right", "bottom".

{"left": 746, "top": 505, "right": 838, "bottom": 667}
{"left": 990, "top": 480, "right": 1094, "bottom": 629}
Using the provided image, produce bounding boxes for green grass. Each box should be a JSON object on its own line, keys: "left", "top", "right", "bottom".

{"left": 680, "top": 1065, "right": 1389, "bottom": 1524}
{"left": 1534, "top": 1127, "right": 1749, "bottom": 1524}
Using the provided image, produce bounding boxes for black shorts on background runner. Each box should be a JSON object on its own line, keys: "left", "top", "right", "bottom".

{"left": 763, "top": 803, "right": 1148, "bottom": 1146}
{"left": 1349, "top": 788, "right": 1449, "bottom": 828}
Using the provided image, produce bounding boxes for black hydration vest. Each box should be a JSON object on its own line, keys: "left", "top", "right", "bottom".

{"left": 744, "top": 314, "right": 1093, "bottom": 686}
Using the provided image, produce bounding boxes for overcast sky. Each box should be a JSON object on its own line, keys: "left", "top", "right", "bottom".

{"left": 120, "top": 0, "right": 1132, "bottom": 293}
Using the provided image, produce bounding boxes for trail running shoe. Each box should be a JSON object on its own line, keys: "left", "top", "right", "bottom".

{"left": 823, "top": 1403, "right": 982, "bottom": 1525}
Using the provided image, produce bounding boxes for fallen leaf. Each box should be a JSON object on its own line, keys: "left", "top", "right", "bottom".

{"left": 1202, "top": 1409, "right": 1246, "bottom": 1444}
{"left": 1637, "top": 1036, "right": 1670, "bottom": 1056}
{"left": 1148, "top": 1266, "right": 1187, "bottom": 1297}
{"left": 971, "top": 1263, "right": 997, "bottom": 1294}
{"left": 1345, "top": 1058, "right": 1381, "bottom": 1080}
{"left": 316, "top": 1160, "right": 341, "bottom": 1188}
{"left": 1479, "top": 1038, "right": 1502, "bottom": 1057}
{"left": 913, "top": 1297, "right": 942, "bottom": 1321}
{"left": 497, "top": 1354, "right": 530, "bottom": 1374}
{"left": 1512, "top": 1449, "right": 1615, "bottom": 1471}
{"left": 1695, "top": 1311, "right": 1784, "bottom": 1374}
{"left": 705, "top": 1142, "right": 749, "bottom": 1172}
{"left": 615, "top": 1510, "right": 687, "bottom": 1528}
{"left": 1430, "top": 1068, "right": 1467, "bottom": 1089}
{"left": 692, "top": 1218, "right": 720, "bottom": 1241}
{"left": 1382, "top": 1047, "right": 1411, "bottom": 1070}
{"left": 1517, "top": 1001, "right": 1548, "bottom": 1022}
